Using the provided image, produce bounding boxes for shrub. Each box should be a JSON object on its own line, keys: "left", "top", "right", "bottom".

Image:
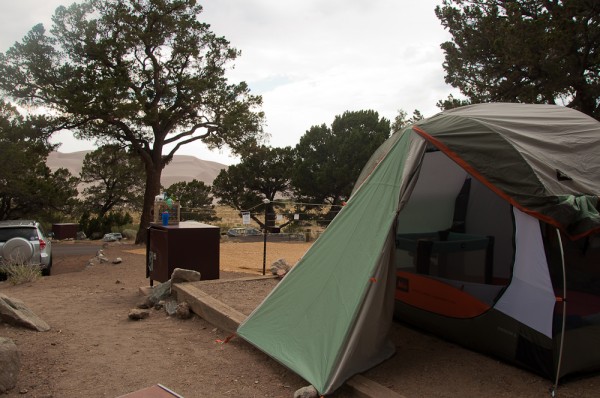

{"left": 0, "top": 259, "right": 42, "bottom": 285}
{"left": 79, "top": 211, "right": 134, "bottom": 239}
{"left": 121, "top": 229, "right": 137, "bottom": 240}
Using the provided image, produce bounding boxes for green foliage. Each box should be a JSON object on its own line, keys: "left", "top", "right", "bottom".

{"left": 165, "top": 179, "right": 218, "bottom": 222}
{"left": 0, "top": 101, "right": 79, "bottom": 221}
{"left": 79, "top": 211, "right": 133, "bottom": 239}
{"left": 79, "top": 145, "right": 145, "bottom": 217}
{"left": 292, "top": 110, "right": 390, "bottom": 222}
{"left": 121, "top": 229, "right": 138, "bottom": 240}
{"left": 0, "top": 0, "right": 265, "bottom": 243}
{"left": 436, "top": 94, "right": 471, "bottom": 111}
{"left": 391, "top": 109, "right": 424, "bottom": 133}
{"left": 212, "top": 145, "right": 294, "bottom": 229}
{"left": 436, "top": 0, "right": 600, "bottom": 119}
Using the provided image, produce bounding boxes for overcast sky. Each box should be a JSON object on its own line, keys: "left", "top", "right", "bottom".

{"left": 0, "top": 0, "right": 458, "bottom": 165}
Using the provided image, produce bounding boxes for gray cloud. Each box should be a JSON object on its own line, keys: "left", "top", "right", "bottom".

{"left": 1, "top": 0, "right": 459, "bottom": 163}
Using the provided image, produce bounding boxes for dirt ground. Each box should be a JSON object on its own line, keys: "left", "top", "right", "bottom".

{"left": 1, "top": 239, "right": 600, "bottom": 398}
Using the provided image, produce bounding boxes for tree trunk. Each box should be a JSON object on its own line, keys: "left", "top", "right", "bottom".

{"left": 250, "top": 214, "right": 265, "bottom": 229}
{"left": 135, "top": 160, "right": 163, "bottom": 244}
{"left": 265, "top": 203, "right": 277, "bottom": 230}
{"left": 249, "top": 202, "right": 277, "bottom": 231}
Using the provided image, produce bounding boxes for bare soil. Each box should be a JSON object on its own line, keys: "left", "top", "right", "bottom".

{"left": 1, "top": 240, "right": 599, "bottom": 398}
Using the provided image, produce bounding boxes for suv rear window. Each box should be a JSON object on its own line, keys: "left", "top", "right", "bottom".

{"left": 0, "top": 227, "right": 38, "bottom": 242}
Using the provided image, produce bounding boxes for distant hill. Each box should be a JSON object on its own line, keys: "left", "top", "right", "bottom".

{"left": 46, "top": 151, "right": 227, "bottom": 187}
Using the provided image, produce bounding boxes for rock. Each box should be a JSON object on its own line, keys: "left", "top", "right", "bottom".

{"left": 0, "top": 293, "right": 50, "bottom": 332}
{"left": 112, "top": 257, "right": 122, "bottom": 264}
{"left": 0, "top": 337, "right": 19, "bottom": 393}
{"left": 153, "top": 300, "right": 164, "bottom": 310}
{"left": 95, "top": 249, "right": 109, "bottom": 263}
{"left": 270, "top": 258, "right": 291, "bottom": 276}
{"left": 136, "top": 298, "right": 150, "bottom": 309}
{"left": 294, "top": 385, "right": 319, "bottom": 398}
{"left": 175, "top": 302, "right": 192, "bottom": 319}
{"left": 164, "top": 298, "right": 178, "bottom": 316}
{"left": 75, "top": 231, "right": 87, "bottom": 240}
{"left": 128, "top": 308, "right": 150, "bottom": 320}
{"left": 171, "top": 268, "right": 201, "bottom": 284}
{"left": 147, "top": 280, "right": 172, "bottom": 306}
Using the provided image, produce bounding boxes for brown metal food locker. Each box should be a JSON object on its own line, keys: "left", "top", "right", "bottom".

{"left": 146, "top": 221, "right": 220, "bottom": 286}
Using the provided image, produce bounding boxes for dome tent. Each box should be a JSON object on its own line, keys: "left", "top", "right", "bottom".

{"left": 237, "top": 103, "right": 600, "bottom": 395}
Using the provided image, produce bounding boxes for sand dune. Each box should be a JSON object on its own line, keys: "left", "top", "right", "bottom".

{"left": 46, "top": 151, "right": 227, "bottom": 187}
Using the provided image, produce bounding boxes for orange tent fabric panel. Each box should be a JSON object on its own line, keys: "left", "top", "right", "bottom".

{"left": 395, "top": 271, "right": 490, "bottom": 318}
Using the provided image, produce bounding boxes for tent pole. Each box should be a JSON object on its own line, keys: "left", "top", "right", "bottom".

{"left": 551, "top": 228, "right": 567, "bottom": 397}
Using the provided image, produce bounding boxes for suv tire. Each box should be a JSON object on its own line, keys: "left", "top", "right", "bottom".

{"left": 42, "top": 258, "right": 52, "bottom": 276}
{"left": 2, "top": 237, "right": 35, "bottom": 263}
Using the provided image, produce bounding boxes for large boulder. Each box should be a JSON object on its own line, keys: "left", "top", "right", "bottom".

{"left": 270, "top": 258, "right": 291, "bottom": 277}
{"left": 146, "top": 280, "right": 172, "bottom": 307}
{"left": 0, "top": 337, "right": 20, "bottom": 393}
{"left": 171, "top": 268, "right": 201, "bottom": 284}
{"left": 0, "top": 294, "right": 50, "bottom": 332}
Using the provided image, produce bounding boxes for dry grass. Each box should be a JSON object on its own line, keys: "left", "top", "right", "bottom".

{"left": 0, "top": 259, "right": 42, "bottom": 285}
{"left": 219, "top": 240, "right": 311, "bottom": 274}
{"left": 125, "top": 240, "right": 312, "bottom": 275}
{"left": 214, "top": 204, "right": 328, "bottom": 237}
{"left": 215, "top": 205, "right": 261, "bottom": 229}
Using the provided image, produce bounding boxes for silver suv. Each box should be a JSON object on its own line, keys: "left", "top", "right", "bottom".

{"left": 0, "top": 220, "right": 53, "bottom": 276}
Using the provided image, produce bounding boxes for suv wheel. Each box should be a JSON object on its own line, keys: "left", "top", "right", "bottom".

{"left": 42, "top": 258, "right": 52, "bottom": 276}
{"left": 2, "top": 237, "right": 34, "bottom": 263}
